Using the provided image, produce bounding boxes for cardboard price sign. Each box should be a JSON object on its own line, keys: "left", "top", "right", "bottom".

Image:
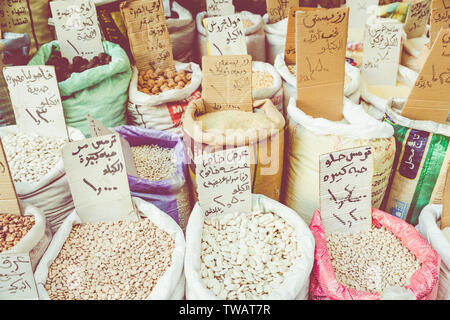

{"left": 196, "top": 146, "right": 252, "bottom": 217}
{"left": 62, "top": 133, "right": 138, "bottom": 223}
{"left": 404, "top": 0, "right": 432, "bottom": 39}
{"left": 361, "top": 21, "right": 403, "bottom": 86}
{"left": 120, "top": 0, "right": 175, "bottom": 73}
{"left": 2, "top": 66, "right": 68, "bottom": 140}
{"left": 86, "top": 115, "right": 138, "bottom": 177}
{"left": 430, "top": 0, "right": 450, "bottom": 49}
{"left": 295, "top": 7, "right": 349, "bottom": 121}
{"left": 206, "top": 0, "right": 235, "bottom": 17}
{"left": 401, "top": 28, "right": 450, "bottom": 124}
{"left": 0, "top": 139, "right": 21, "bottom": 217}
{"left": 204, "top": 14, "right": 248, "bottom": 56}
{"left": 202, "top": 55, "right": 253, "bottom": 112}
{"left": 50, "top": 0, "right": 104, "bottom": 62}
{"left": 442, "top": 162, "right": 450, "bottom": 229}
{"left": 267, "top": 0, "right": 299, "bottom": 24}
{"left": 319, "top": 146, "right": 373, "bottom": 234}
{"left": 346, "top": 0, "right": 380, "bottom": 29}
{"left": 0, "top": 253, "right": 39, "bottom": 300}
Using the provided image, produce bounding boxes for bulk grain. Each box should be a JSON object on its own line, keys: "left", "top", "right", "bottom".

{"left": 252, "top": 61, "right": 284, "bottom": 115}
{"left": 131, "top": 145, "right": 177, "bottom": 182}
{"left": 0, "top": 214, "right": 35, "bottom": 252}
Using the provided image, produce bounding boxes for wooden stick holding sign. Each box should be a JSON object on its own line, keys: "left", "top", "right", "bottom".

{"left": 319, "top": 146, "right": 373, "bottom": 234}
{"left": 120, "top": 0, "right": 175, "bottom": 73}
{"left": 202, "top": 55, "right": 253, "bottom": 113}
{"left": 62, "top": 133, "right": 138, "bottom": 223}
{"left": 206, "top": 0, "right": 235, "bottom": 17}
{"left": 295, "top": 7, "right": 349, "bottom": 121}
{"left": 0, "top": 139, "right": 21, "bottom": 217}
{"left": 441, "top": 163, "right": 450, "bottom": 229}
{"left": 196, "top": 146, "right": 252, "bottom": 217}
{"left": 50, "top": 0, "right": 105, "bottom": 63}
{"left": 0, "top": 253, "right": 39, "bottom": 300}
{"left": 401, "top": 28, "right": 450, "bottom": 124}
{"left": 2, "top": 66, "right": 68, "bottom": 140}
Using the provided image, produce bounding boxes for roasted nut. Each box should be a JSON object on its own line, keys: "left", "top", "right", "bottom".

{"left": 0, "top": 214, "right": 35, "bottom": 252}
{"left": 137, "top": 67, "right": 192, "bottom": 96}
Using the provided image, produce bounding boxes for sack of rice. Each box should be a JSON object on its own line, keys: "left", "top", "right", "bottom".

{"left": 381, "top": 107, "right": 450, "bottom": 225}
{"left": 185, "top": 194, "right": 315, "bottom": 300}
{"left": 127, "top": 61, "right": 202, "bottom": 137}
{"left": 252, "top": 61, "right": 283, "bottom": 115}
{"left": 262, "top": 14, "right": 288, "bottom": 65}
{"left": 34, "top": 197, "right": 186, "bottom": 300}
{"left": 182, "top": 98, "right": 285, "bottom": 202}
{"left": 309, "top": 207, "right": 440, "bottom": 300}
{"left": 283, "top": 97, "right": 396, "bottom": 225}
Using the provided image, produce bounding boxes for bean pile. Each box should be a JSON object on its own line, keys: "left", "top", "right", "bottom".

{"left": 3, "top": 133, "right": 67, "bottom": 183}
{"left": 201, "top": 211, "right": 301, "bottom": 300}
{"left": 0, "top": 214, "right": 35, "bottom": 252}
{"left": 327, "top": 226, "right": 421, "bottom": 294}
{"left": 46, "top": 47, "right": 112, "bottom": 82}
{"left": 131, "top": 145, "right": 177, "bottom": 181}
{"left": 45, "top": 218, "right": 175, "bottom": 300}
{"left": 252, "top": 72, "right": 274, "bottom": 89}
{"left": 137, "top": 67, "right": 192, "bottom": 95}
{"left": 288, "top": 64, "right": 352, "bottom": 86}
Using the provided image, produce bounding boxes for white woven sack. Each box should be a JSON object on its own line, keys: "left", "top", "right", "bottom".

{"left": 416, "top": 204, "right": 450, "bottom": 300}
{"left": 0, "top": 126, "right": 85, "bottom": 234}
{"left": 34, "top": 197, "right": 186, "bottom": 300}
{"left": 184, "top": 194, "right": 315, "bottom": 300}
{"left": 262, "top": 14, "right": 288, "bottom": 65}
{"left": 195, "top": 11, "right": 266, "bottom": 63}
{"left": 167, "top": 1, "right": 196, "bottom": 62}
{"left": 127, "top": 61, "right": 203, "bottom": 136}
{"left": 252, "top": 61, "right": 283, "bottom": 115}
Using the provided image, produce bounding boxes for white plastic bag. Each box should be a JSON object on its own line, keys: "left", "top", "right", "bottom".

{"left": 34, "top": 197, "right": 186, "bottom": 300}
{"left": 0, "top": 126, "right": 85, "bottom": 234}
{"left": 126, "top": 61, "right": 203, "bottom": 136}
{"left": 274, "top": 53, "right": 361, "bottom": 112}
{"left": 416, "top": 204, "right": 450, "bottom": 300}
{"left": 195, "top": 11, "right": 266, "bottom": 63}
{"left": 167, "top": 1, "right": 197, "bottom": 62}
{"left": 184, "top": 194, "right": 315, "bottom": 300}
{"left": 3, "top": 205, "right": 52, "bottom": 271}
{"left": 283, "top": 97, "right": 396, "bottom": 225}
{"left": 252, "top": 61, "right": 283, "bottom": 115}
{"left": 262, "top": 14, "right": 288, "bottom": 65}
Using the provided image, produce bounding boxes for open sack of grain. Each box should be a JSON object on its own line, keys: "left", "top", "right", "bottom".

{"left": 309, "top": 208, "right": 440, "bottom": 300}
{"left": 115, "top": 125, "right": 192, "bottom": 232}
{"left": 184, "top": 194, "right": 315, "bottom": 300}
{"left": 417, "top": 204, "right": 450, "bottom": 300}
{"left": 0, "top": 126, "right": 85, "bottom": 234}
{"left": 182, "top": 98, "right": 285, "bottom": 202}
{"left": 283, "top": 97, "right": 396, "bottom": 225}
{"left": 34, "top": 197, "right": 186, "bottom": 300}
{"left": 252, "top": 61, "right": 283, "bottom": 115}
{"left": 127, "top": 61, "right": 202, "bottom": 136}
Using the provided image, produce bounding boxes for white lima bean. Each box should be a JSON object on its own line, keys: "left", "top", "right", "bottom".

{"left": 45, "top": 218, "right": 175, "bottom": 300}
{"left": 327, "top": 226, "right": 422, "bottom": 294}
{"left": 2, "top": 133, "right": 66, "bottom": 183}
{"left": 131, "top": 144, "right": 177, "bottom": 181}
{"left": 200, "top": 210, "right": 301, "bottom": 300}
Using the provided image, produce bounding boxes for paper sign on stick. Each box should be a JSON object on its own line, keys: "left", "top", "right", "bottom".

{"left": 50, "top": 0, "right": 104, "bottom": 63}
{"left": 2, "top": 66, "right": 68, "bottom": 140}
{"left": 430, "top": 0, "right": 450, "bottom": 49}
{"left": 120, "top": 0, "right": 175, "bottom": 73}
{"left": 361, "top": 20, "right": 403, "bottom": 86}
{"left": 266, "top": 0, "right": 299, "bottom": 24}
{"left": 202, "top": 55, "right": 253, "bottom": 113}
{"left": 0, "top": 139, "right": 21, "bottom": 217}
{"left": 442, "top": 162, "right": 450, "bottom": 229}
{"left": 404, "top": 0, "right": 432, "bottom": 39}
{"left": 401, "top": 28, "right": 450, "bottom": 124}
{"left": 196, "top": 146, "right": 252, "bottom": 217}
{"left": 204, "top": 14, "right": 248, "bottom": 56}
{"left": 319, "top": 146, "right": 373, "bottom": 234}
{"left": 62, "top": 133, "right": 138, "bottom": 223}
{"left": 346, "top": 0, "right": 380, "bottom": 29}
{"left": 295, "top": 7, "right": 349, "bottom": 121}
{"left": 206, "top": 0, "right": 235, "bottom": 17}
{"left": 0, "top": 253, "right": 39, "bottom": 300}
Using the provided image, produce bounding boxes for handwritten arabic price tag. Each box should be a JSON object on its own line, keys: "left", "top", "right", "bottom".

{"left": 295, "top": 7, "right": 349, "bottom": 121}
{"left": 319, "top": 146, "right": 373, "bottom": 234}
{"left": 430, "top": 0, "right": 450, "bottom": 49}
{"left": 50, "top": 0, "right": 104, "bottom": 63}
{"left": 0, "top": 253, "right": 39, "bottom": 300}
{"left": 87, "top": 115, "right": 138, "bottom": 177}
{"left": 2, "top": 66, "right": 68, "bottom": 140}
{"left": 361, "top": 21, "right": 403, "bottom": 86}
{"left": 196, "top": 146, "right": 252, "bottom": 217}
{"left": 62, "top": 133, "right": 138, "bottom": 223}
{"left": 120, "top": 0, "right": 175, "bottom": 73}
{"left": 204, "top": 14, "right": 248, "bottom": 56}
{"left": 0, "top": 139, "right": 21, "bottom": 217}
{"left": 206, "top": 0, "right": 235, "bottom": 17}
{"left": 401, "top": 28, "right": 450, "bottom": 124}
{"left": 0, "top": 1, "right": 31, "bottom": 41}
{"left": 346, "top": 0, "right": 380, "bottom": 29}
{"left": 442, "top": 162, "right": 450, "bottom": 229}
{"left": 267, "top": 0, "right": 299, "bottom": 24}
{"left": 404, "top": 0, "right": 432, "bottom": 39}
{"left": 202, "top": 55, "right": 253, "bottom": 112}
